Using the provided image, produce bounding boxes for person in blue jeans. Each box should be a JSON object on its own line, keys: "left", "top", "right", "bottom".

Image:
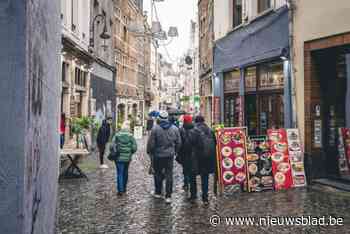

{"left": 110, "top": 121, "right": 137, "bottom": 196}
{"left": 189, "top": 115, "right": 216, "bottom": 205}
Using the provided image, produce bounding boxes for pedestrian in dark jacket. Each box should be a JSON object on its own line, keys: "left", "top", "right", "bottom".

{"left": 110, "top": 121, "right": 137, "bottom": 195}
{"left": 146, "top": 111, "right": 182, "bottom": 204}
{"left": 177, "top": 115, "right": 195, "bottom": 192}
{"left": 189, "top": 115, "right": 216, "bottom": 205}
{"left": 97, "top": 119, "right": 111, "bottom": 169}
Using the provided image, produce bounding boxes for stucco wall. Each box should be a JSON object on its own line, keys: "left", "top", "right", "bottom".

{"left": 0, "top": 0, "right": 60, "bottom": 233}
{"left": 292, "top": 0, "right": 350, "bottom": 143}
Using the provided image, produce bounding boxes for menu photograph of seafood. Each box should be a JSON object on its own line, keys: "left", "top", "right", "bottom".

{"left": 268, "top": 129, "right": 294, "bottom": 190}
{"left": 287, "top": 129, "right": 307, "bottom": 187}
{"left": 246, "top": 136, "right": 274, "bottom": 192}
{"left": 217, "top": 128, "right": 248, "bottom": 186}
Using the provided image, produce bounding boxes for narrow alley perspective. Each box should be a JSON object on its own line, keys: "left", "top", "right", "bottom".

{"left": 3, "top": 0, "right": 350, "bottom": 234}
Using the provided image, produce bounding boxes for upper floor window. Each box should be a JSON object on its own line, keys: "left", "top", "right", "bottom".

{"left": 233, "top": 0, "right": 242, "bottom": 28}
{"left": 258, "top": 0, "right": 271, "bottom": 14}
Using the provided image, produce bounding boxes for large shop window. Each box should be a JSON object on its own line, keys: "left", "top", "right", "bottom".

{"left": 224, "top": 70, "right": 241, "bottom": 127}
{"left": 244, "top": 62, "right": 284, "bottom": 135}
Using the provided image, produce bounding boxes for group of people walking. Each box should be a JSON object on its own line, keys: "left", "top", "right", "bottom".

{"left": 96, "top": 110, "right": 217, "bottom": 205}
{"left": 147, "top": 111, "right": 216, "bottom": 205}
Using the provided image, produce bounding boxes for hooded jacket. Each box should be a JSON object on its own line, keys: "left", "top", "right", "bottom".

{"left": 111, "top": 129, "right": 137, "bottom": 162}
{"left": 146, "top": 119, "right": 182, "bottom": 158}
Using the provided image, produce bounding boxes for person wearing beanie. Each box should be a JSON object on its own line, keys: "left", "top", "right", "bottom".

{"left": 110, "top": 121, "right": 137, "bottom": 196}
{"left": 147, "top": 110, "right": 182, "bottom": 204}
{"left": 177, "top": 114, "right": 195, "bottom": 193}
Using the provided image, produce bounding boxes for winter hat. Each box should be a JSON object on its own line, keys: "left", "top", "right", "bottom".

{"left": 159, "top": 111, "right": 169, "bottom": 120}
{"left": 183, "top": 115, "right": 193, "bottom": 124}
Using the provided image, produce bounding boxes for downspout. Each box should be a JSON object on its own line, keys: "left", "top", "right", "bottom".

{"left": 287, "top": 0, "right": 297, "bottom": 128}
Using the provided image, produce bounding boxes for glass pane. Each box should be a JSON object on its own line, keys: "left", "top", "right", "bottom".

{"left": 245, "top": 66, "right": 256, "bottom": 91}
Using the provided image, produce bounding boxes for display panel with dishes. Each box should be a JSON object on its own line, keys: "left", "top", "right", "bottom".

{"left": 246, "top": 136, "right": 273, "bottom": 192}
{"left": 268, "top": 129, "right": 294, "bottom": 190}
{"left": 287, "top": 129, "right": 307, "bottom": 187}
{"left": 217, "top": 127, "right": 248, "bottom": 186}
{"left": 339, "top": 128, "right": 350, "bottom": 174}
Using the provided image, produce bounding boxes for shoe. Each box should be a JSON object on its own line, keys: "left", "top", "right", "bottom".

{"left": 99, "top": 164, "right": 109, "bottom": 169}
{"left": 182, "top": 185, "right": 189, "bottom": 192}
{"left": 153, "top": 193, "right": 162, "bottom": 199}
{"left": 203, "top": 198, "right": 209, "bottom": 206}
{"left": 117, "top": 192, "right": 123, "bottom": 196}
{"left": 165, "top": 197, "right": 172, "bottom": 204}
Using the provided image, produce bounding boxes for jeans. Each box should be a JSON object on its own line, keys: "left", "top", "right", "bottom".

{"left": 115, "top": 161, "right": 130, "bottom": 193}
{"left": 153, "top": 157, "right": 174, "bottom": 198}
{"left": 60, "top": 134, "right": 65, "bottom": 149}
{"left": 183, "top": 169, "right": 190, "bottom": 187}
{"left": 190, "top": 173, "right": 209, "bottom": 201}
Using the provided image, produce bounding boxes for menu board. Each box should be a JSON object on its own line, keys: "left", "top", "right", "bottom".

{"left": 217, "top": 128, "right": 248, "bottom": 186}
{"left": 246, "top": 136, "right": 273, "bottom": 192}
{"left": 287, "top": 129, "right": 307, "bottom": 187}
{"left": 267, "top": 129, "right": 294, "bottom": 190}
{"left": 339, "top": 128, "right": 350, "bottom": 174}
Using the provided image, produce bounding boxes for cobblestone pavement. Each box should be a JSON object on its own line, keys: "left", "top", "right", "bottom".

{"left": 56, "top": 138, "right": 350, "bottom": 234}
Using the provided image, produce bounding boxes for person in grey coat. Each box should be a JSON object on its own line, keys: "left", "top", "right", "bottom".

{"left": 146, "top": 111, "right": 182, "bottom": 204}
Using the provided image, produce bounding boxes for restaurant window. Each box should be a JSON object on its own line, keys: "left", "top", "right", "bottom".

{"left": 74, "top": 67, "right": 87, "bottom": 87}
{"left": 258, "top": 0, "right": 271, "bottom": 14}
{"left": 233, "top": 0, "right": 242, "bottom": 28}
{"left": 259, "top": 62, "right": 284, "bottom": 90}
{"left": 245, "top": 66, "right": 257, "bottom": 92}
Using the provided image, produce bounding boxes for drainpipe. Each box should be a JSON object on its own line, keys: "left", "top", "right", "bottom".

{"left": 287, "top": 0, "right": 297, "bottom": 128}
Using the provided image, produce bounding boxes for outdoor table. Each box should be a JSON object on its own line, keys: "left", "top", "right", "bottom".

{"left": 60, "top": 149, "right": 90, "bottom": 180}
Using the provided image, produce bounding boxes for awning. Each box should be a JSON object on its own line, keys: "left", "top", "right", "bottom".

{"left": 213, "top": 6, "right": 289, "bottom": 73}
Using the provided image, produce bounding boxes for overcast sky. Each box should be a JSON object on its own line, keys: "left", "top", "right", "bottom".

{"left": 143, "top": 0, "right": 197, "bottom": 64}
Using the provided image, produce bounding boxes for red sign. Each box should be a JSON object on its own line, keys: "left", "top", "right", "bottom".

{"left": 217, "top": 128, "right": 247, "bottom": 186}
{"left": 267, "top": 129, "right": 293, "bottom": 190}
{"left": 340, "top": 128, "right": 350, "bottom": 172}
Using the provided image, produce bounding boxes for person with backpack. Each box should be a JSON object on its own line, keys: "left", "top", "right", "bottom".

{"left": 189, "top": 115, "right": 216, "bottom": 205}
{"left": 96, "top": 119, "right": 111, "bottom": 169}
{"left": 109, "top": 121, "right": 137, "bottom": 196}
{"left": 146, "top": 111, "right": 182, "bottom": 204}
{"left": 177, "top": 115, "right": 195, "bottom": 192}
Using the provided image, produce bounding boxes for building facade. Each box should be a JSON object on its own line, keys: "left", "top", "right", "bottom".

{"left": 89, "top": 0, "right": 116, "bottom": 125}
{"left": 113, "top": 0, "right": 149, "bottom": 128}
{"left": 292, "top": 0, "right": 350, "bottom": 179}
{"left": 213, "top": 0, "right": 291, "bottom": 136}
{"left": 61, "top": 0, "right": 93, "bottom": 143}
{"left": 198, "top": 0, "right": 214, "bottom": 125}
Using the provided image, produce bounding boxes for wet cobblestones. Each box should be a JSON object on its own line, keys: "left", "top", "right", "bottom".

{"left": 56, "top": 139, "right": 350, "bottom": 234}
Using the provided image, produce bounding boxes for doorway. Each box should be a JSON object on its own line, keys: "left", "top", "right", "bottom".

{"left": 313, "top": 47, "right": 348, "bottom": 177}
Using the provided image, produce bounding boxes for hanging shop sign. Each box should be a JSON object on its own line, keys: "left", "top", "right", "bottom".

{"left": 246, "top": 136, "right": 273, "bottom": 192}
{"left": 267, "top": 129, "right": 294, "bottom": 190}
{"left": 339, "top": 128, "right": 350, "bottom": 174}
{"left": 287, "top": 129, "right": 307, "bottom": 187}
{"left": 216, "top": 127, "right": 248, "bottom": 187}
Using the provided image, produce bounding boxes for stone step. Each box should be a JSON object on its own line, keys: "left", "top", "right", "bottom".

{"left": 313, "top": 178, "right": 350, "bottom": 192}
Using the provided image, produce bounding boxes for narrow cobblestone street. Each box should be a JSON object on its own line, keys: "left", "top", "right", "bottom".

{"left": 56, "top": 139, "right": 350, "bottom": 234}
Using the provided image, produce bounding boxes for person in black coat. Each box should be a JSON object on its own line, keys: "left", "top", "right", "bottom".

{"left": 177, "top": 115, "right": 195, "bottom": 192}
{"left": 189, "top": 115, "right": 216, "bottom": 205}
{"left": 97, "top": 119, "right": 111, "bottom": 169}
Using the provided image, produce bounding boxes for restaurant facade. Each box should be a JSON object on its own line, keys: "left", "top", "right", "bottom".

{"left": 214, "top": 6, "right": 292, "bottom": 135}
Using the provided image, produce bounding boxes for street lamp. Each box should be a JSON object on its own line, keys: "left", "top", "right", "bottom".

{"left": 90, "top": 13, "right": 111, "bottom": 48}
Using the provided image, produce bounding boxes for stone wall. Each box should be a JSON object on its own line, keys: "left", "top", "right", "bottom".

{"left": 0, "top": 0, "right": 60, "bottom": 233}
